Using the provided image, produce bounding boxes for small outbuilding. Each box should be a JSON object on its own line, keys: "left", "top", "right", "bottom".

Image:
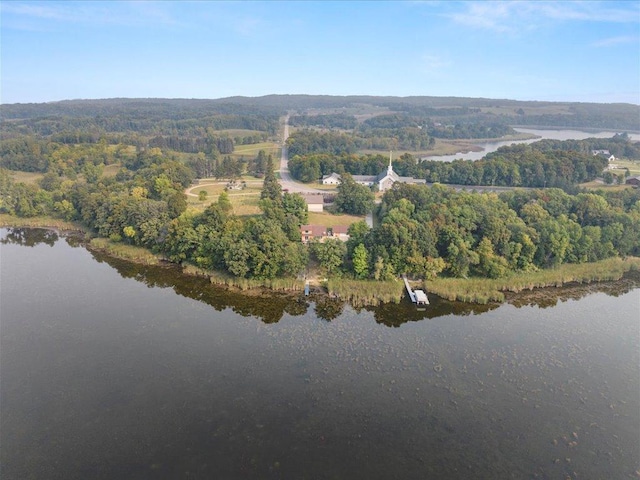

{"left": 302, "top": 193, "right": 325, "bottom": 213}
{"left": 625, "top": 175, "right": 640, "bottom": 187}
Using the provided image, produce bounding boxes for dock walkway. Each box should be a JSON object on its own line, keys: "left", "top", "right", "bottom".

{"left": 402, "top": 275, "right": 429, "bottom": 306}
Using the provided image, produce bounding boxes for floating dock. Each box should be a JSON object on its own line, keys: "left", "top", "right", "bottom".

{"left": 403, "top": 275, "right": 429, "bottom": 306}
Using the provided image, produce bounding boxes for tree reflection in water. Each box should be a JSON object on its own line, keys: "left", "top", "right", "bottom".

{"left": 4, "top": 227, "right": 638, "bottom": 325}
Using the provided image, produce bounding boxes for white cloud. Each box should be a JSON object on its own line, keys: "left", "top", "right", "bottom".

{"left": 445, "top": 1, "right": 639, "bottom": 34}
{"left": 592, "top": 35, "right": 639, "bottom": 47}
{"left": 0, "top": 1, "right": 182, "bottom": 29}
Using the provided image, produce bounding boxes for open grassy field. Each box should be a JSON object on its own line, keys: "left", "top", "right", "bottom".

{"left": 231, "top": 142, "right": 280, "bottom": 159}
{"left": 307, "top": 211, "right": 364, "bottom": 227}
{"left": 218, "top": 129, "right": 268, "bottom": 137}
{"left": 614, "top": 159, "right": 640, "bottom": 176}
{"left": 185, "top": 178, "right": 264, "bottom": 215}
{"left": 9, "top": 171, "right": 44, "bottom": 185}
{"left": 579, "top": 181, "right": 630, "bottom": 191}
{"left": 479, "top": 105, "right": 573, "bottom": 116}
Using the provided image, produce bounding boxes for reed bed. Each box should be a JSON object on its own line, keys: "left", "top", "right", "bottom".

{"left": 326, "top": 278, "right": 405, "bottom": 307}
{"left": 88, "top": 238, "right": 161, "bottom": 265}
{"left": 205, "top": 269, "right": 304, "bottom": 292}
{"left": 428, "top": 257, "right": 640, "bottom": 304}
{"left": 0, "top": 214, "right": 86, "bottom": 232}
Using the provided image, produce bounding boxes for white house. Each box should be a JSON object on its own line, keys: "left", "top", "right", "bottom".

{"left": 592, "top": 150, "right": 616, "bottom": 162}
{"left": 321, "top": 172, "right": 342, "bottom": 185}
{"left": 323, "top": 153, "right": 425, "bottom": 192}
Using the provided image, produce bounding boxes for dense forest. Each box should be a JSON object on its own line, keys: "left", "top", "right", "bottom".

{"left": 2, "top": 146, "right": 639, "bottom": 283}
{"left": 206, "top": 95, "right": 639, "bottom": 131}
{"left": 1, "top": 95, "right": 639, "bottom": 287}
{"left": 354, "top": 184, "right": 640, "bottom": 280}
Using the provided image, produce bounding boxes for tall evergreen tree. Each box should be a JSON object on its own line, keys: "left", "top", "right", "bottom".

{"left": 261, "top": 155, "right": 282, "bottom": 205}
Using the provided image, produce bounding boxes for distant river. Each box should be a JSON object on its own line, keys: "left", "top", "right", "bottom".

{"left": 424, "top": 128, "right": 640, "bottom": 162}
{"left": 1, "top": 228, "right": 639, "bottom": 479}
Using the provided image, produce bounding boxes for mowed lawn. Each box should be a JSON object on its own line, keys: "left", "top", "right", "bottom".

{"left": 187, "top": 181, "right": 263, "bottom": 216}
{"left": 231, "top": 142, "right": 280, "bottom": 159}
{"left": 614, "top": 159, "right": 640, "bottom": 176}
{"left": 307, "top": 211, "right": 365, "bottom": 228}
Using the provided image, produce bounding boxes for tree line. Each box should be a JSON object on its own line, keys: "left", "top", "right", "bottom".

{"left": 287, "top": 136, "right": 640, "bottom": 190}
{"left": 2, "top": 160, "right": 639, "bottom": 283}
{"left": 331, "top": 184, "right": 640, "bottom": 282}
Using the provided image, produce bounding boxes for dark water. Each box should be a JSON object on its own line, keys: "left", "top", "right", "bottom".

{"left": 1, "top": 228, "right": 639, "bottom": 479}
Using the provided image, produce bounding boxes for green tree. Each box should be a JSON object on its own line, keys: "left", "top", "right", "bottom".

{"left": 475, "top": 237, "right": 508, "bottom": 278}
{"left": 217, "top": 191, "right": 232, "bottom": 213}
{"left": 261, "top": 155, "right": 282, "bottom": 205}
{"left": 311, "top": 239, "right": 346, "bottom": 275}
{"left": 352, "top": 243, "right": 369, "bottom": 279}
{"left": 335, "top": 173, "right": 374, "bottom": 215}
{"left": 282, "top": 192, "right": 308, "bottom": 225}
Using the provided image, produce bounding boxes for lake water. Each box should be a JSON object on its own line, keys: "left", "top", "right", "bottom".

{"left": 424, "top": 128, "right": 640, "bottom": 162}
{"left": 1, "top": 228, "right": 639, "bottom": 479}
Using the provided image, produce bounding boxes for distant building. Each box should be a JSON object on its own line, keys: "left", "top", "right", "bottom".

{"left": 329, "top": 225, "right": 350, "bottom": 242}
{"left": 321, "top": 173, "right": 342, "bottom": 185}
{"left": 592, "top": 150, "right": 616, "bottom": 162}
{"left": 300, "top": 224, "right": 350, "bottom": 244}
{"left": 300, "top": 225, "right": 326, "bottom": 244}
{"left": 625, "top": 175, "right": 640, "bottom": 187}
{"left": 323, "top": 153, "right": 425, "bottom": 192}
{"left": 301, "top": 193, "right": 324, "bottom": 213}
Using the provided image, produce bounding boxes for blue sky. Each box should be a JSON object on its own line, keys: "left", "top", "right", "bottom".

{"left": 1, "top": 1, "right": 639, "bottom": 104}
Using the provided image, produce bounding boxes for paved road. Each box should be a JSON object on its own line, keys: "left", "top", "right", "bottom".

{"left": 278, "top": 116, "right": 325, "bottom": 194}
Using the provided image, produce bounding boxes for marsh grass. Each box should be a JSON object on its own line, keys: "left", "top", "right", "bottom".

{"left": 88, "top": 238, "right": 161, "bottom": 265}
{"left": 326, "top": 278, "right": 404, "bottom": 307}
{"left": 428, "top": 257, "right": 640, "bottom": 304}
{"left": 0, "top": 214, "right": 86, "bottom": 232}
{"left": 187, "top": 267, "right": 304, "bottom": 292}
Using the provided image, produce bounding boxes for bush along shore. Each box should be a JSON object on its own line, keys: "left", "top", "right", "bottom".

{"left": 2, "top": 216, "right": 639, "bottom": 306}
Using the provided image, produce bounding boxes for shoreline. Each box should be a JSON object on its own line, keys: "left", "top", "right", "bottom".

{"left": 2, "top": 217, "right": 639, "bottom": 306}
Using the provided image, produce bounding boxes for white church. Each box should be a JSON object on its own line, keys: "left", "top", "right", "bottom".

{"left": 321, "top": 153, "right": 425, "bottom": 192}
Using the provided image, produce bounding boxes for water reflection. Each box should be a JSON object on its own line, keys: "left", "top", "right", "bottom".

{"left": 2, "top": 227, "right": 638, "bottom": 479}
{"left": 3, "top": 228, "right": 639, "bottom": 325}
{"left": 0, "top": 227, "right": 58, "bottom": 247}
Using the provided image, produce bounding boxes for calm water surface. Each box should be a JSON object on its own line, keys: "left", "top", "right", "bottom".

{"left": 1, "top": 228, "right": 639, "bottom": 479}
{"left": 424, "top": 128, "right": 640, "bottom": 162}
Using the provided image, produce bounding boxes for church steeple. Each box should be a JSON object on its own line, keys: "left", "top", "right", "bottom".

{"left": 387, "top": 151, "right": 394, "bottom": 175}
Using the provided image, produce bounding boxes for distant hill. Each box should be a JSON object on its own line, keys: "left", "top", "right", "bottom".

{"left": 1, "top": 95, "right": 638, "bottom": 131}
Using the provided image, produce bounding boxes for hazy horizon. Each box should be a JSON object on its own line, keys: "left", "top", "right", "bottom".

{"left": 2, "top": 1, "right": 639, "bottom": 105}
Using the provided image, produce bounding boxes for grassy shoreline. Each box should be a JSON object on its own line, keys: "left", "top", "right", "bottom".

{"left": 426, "top": 257, "right": 640, "bottom": 304}
{"left": 88, "top": 238, "right": 163, "bottom": 265}
{"left": 2, "top": 216, "right": 638, "bottom": 305}
{"left": 0, "top": 214, "right": 88, "bottom": 232}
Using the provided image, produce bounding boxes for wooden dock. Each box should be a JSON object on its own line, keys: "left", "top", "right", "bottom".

{"left": 403, "top": 275, "right": 429, "bottom": 306}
